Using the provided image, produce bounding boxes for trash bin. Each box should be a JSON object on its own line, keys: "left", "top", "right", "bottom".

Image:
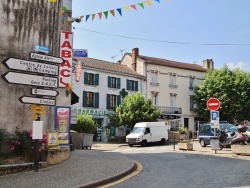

{"left": 210, "top": 136, "right": 220, "bottom": 150}
{"left": 82, "top": 133, "right": 94, "bottom": 149}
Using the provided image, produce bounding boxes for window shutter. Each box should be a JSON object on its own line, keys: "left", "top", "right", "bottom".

{"left": 108, "top": 76, "right": 111, "bottom": 88}
{"left": 117, "top": 78, "right": 121, "bottom": 89}
{"left": 94, "top": 74, "right": 99, "bottom": 85}
{"left": 106, "top": 94, "right": 110, "bottom": 109}
{"left": 126, "top": 79, "right": 129, "bottom": 90}
{"left": 82, "top": 91, "right": 87, "bottom": 107}
{"left": 135, "top": 81, "right": 138, "bottom": 91}
{"left": 117, "top": 95, "right": 121, "bottom": 106}
{"left": 94, "top": 93, "right": 99, "bottom": 108}
{"left": 84, "top": 72, "right": 88, "bottom": 84}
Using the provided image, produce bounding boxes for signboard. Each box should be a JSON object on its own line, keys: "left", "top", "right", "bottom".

{"left": 2, "top": 72, "right": 58, "bottom": 88}
{"left": 54, "top": 106, "right": 71, "bottom": 145}
{"left": 31, "top": 88, "right": 59, "bottom": 97}
{"left": 34, "top": 45, "right": 49, "bottom": 54}
{"left": 32, "top": 121, "right": 43, "bottom": 139}
{"left": 30, "top": 105, "right": 46, "bottom": 110}
{"left": 75, "top": 61, "right": 82, "bottom": 82}
{"left": 29, "top": 52, "right": 64, "bottom": 64}
{"left": 73, "top": 49, "right": 88, "bottom": 57}
{"left": 19, "top": 96, "right": 56, "bottom": 106}
{"left": 59, "top": 30, "right": 73, "bottom": 87}
{"left": 210, "top": 111, "right": 219, "bottom": 121}
{"left": 2, "top": 58, "right": 59, "bottom": 76}
{"left": 207, "top": 98, "right": 220, "bottom": 111}
{"left": 77, "top": 108, "right": 107, "bottom": 116}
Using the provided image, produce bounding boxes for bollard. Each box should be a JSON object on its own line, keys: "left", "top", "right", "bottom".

{"left": 173, "top": 134, "right": 175, "bottom": 149}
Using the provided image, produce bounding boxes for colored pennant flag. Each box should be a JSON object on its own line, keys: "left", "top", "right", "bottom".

{"left": 137, "top": 2, "right": 144, "bottom": 9}
{"left": 62, "top": 6, "right": 67, "bottom": 11}
{"left": 49, "top": 0, "right": 57, "bottom": 2}
{"left": 80, "top": 16, "right": 84, "bottom": 20}
{"left": 98, "top": 12, "right": 102, "bottom": 19}
{"left": 154, "top": 0, "right": 160, "bottom": 2}
{"left": 59, "top": 10, "right": 65, "bottom": 15}
{"left": 116, "top": 8, "right": 122, "bottom": 16}
{"left": 130, "top": 4, "right": 137, "bottom": 10}
{"left": 123, "top": 6, "right": 130, "bottom": 10}
{"left": 62, "top": 13, "right": 68, "bottom": 19}
{"left": 103, "top": 11, "right": 109, "bottom": 19}
{"left": 86, "top": 15, "right": 90, "bottom": 22}
{"left": 92, "top": 14, "right": 96, "bottom": 21}
{"left": 110, "top": 10, "right": 115, "bottom": 17}
{"left": 145, "top": 0, "right": 152, "bottom": 6}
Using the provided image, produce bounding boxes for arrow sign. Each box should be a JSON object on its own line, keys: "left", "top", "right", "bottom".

{"left": 19, "top": 96, "right": 56, "bottom": 106}
{"left": 2, "top": 72, "right": 58, "bottom": 88}
{"left": 2, "top": 58, "right": 59, "bottom": 76}
{"left": 31, "top": 88, "right": 59, "bottom": 97}
{"left": 29, "top": 52, "right": 64, "bottom": 64}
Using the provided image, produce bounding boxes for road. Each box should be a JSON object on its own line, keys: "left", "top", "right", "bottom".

{"left": 103, "top": 144, "right": 250, "bottom": 188}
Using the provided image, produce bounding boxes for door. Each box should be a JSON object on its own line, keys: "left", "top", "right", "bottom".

{"left": 143, "top": 127, "right": 152, "bottom": 143}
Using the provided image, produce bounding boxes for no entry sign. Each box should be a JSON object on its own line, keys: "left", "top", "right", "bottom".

{"left": 207, "top": 98, "right": 220, "bottom": 111}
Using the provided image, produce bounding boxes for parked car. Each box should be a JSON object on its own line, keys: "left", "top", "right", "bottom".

{"left": 198, "top": 123, "right": 238, "bottom": 147}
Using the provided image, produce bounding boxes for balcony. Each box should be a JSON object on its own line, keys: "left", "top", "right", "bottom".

{"left": 156, "top": 106, "right": 182, "bottom": 114}
{"left": 150, "top": 82, "right": 159, "bottom": 86}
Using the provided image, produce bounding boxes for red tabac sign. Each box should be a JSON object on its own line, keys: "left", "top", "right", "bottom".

{"left": 207, "top": 98, "right": 220, "bottom": 111}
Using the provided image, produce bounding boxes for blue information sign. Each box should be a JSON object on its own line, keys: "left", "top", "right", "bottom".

{"left": 210, "top": 111, "right": 219, "bottom": 121}
{"left": 73, "top": 49, "right": 88, "bottom": 57}
{"left": 34, "top": 45, "right": 49, "bottom": 54}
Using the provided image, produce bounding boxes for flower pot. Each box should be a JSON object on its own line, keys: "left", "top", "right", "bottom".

{"left": 178, "top": 142, "right": 193, "bottom": 151}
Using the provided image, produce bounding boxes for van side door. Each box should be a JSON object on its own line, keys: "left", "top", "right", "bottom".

{"left": 144, "top": 127, "right": 152, "bottom": 143}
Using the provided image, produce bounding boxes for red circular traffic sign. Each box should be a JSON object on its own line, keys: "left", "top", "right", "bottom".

{"left": 207, "top": 98, "right": 220, "bottom": 111}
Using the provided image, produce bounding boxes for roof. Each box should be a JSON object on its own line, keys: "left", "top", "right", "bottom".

{"left": 126, "top": 53, "right": 207, "bottom": 72}
{"left": 73, "top": 57, "right": 144, "bottom": 77}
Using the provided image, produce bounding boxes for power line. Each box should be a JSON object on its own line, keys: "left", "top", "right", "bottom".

{"left": 73, "top": 27, "right": 250, "bottom": 46}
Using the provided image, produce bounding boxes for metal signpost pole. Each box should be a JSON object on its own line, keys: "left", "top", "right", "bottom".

{"left": 34, "top": 115, "right": 40, "bottom": 172}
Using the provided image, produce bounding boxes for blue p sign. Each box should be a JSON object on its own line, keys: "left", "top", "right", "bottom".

{"left": 211, "top": 111, "right": 219, "bottom": 121}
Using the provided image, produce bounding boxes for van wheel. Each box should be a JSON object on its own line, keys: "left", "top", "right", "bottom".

{"left": 161, "top": 139, "right": 166, "bottom": 145}
{"left": 129, "top": 144, "right": 133, "bottom": 147}
{"left": 141, "top": 140, "right": 147, "bottom": 147}
{"left": 200, "top": 139, "right": 206, "bottom": 147}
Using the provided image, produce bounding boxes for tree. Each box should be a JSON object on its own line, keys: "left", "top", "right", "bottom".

{"left": 193, "top": 66, "right": 250, "bottom": 123}
{"left": 115, "top": 92, "right": 161, "bottom": 129}
{"left": 73, "top": 114, "right": 97, "bottom": 134}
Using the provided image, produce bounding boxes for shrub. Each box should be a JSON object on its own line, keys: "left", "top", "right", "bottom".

{"left": 73, "top": 114, "right": 97, "bottom": 134}
{"left": 178, "top": 128, "right": 187, "bottom": 135}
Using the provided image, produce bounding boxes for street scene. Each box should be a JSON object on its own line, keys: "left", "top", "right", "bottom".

{"left": 1, "top": 0, "right": 250, "bottom": 188}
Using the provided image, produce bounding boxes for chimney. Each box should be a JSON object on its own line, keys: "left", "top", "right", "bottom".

{"left": 117, "top": 60, "right": 121, "bottom": 64}
{"left": 203, "top": 59, "right": 214, "bottom": 70}
{"left": 132, "top": 48, "right": 139, "bottom": 71}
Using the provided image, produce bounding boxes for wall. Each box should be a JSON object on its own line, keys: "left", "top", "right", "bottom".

{"left": 0, "top": 0, "right": 72, "bottom": 133}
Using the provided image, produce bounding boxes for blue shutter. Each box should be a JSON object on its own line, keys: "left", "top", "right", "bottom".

{"left": 94, "top": 93, "right": 99, "bottom": 108}
{"left": 135, "top": 81, "right": 138, "bottom": 91}
{"left": 84, "top": 72, "right": 88, "bottom": 84}
{"left": 106, "top": 94, "right": 110, "bottom": 109}
{"left": 117, "top": 95, "right": 121, "bottom": 106}
{"left": 94, "top": 74, "right": 99, "bottom": 85}
{"left": 126, "top": 79, "right": 129, "bottom": 90}
{"left": 108, "top": 76, "right": 111, "bottom": 88}
{"left": 117, "top": 78, "right": 121, "bottom": 89}
{"left": 82, "top": 91, "right": 87, "bottom": 107}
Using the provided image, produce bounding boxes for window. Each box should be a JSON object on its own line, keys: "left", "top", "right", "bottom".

{"left": 190, "top": 96, "right": 197, "bottom": 111}
{"left": 107, "top": 94, "right": 121, "bottom": 109}
{"left": 150, "top": 73, "right": 159, "bottom": 86}
{"left": 151, "top": 94, "right": 158, "bottom": 105}
{"left": 84, "top": 72, "right": 99, "bottom": 85}
{"left": 189, "top": 78, "right": 194, "bottom": 90}
{"left": 82, "top": 91, "right": 99, "bottom": 108}
{"left": 170, "top": 96, "right": 176, "bottom": 107}
{"left": 169, "top": 75, "right": 177, "bottom": 88}
{"left": 108, "top": 76, "right": 120, "bottom": 89}
{"left": 127, "top": 79, "right": 138, "bottom": 91}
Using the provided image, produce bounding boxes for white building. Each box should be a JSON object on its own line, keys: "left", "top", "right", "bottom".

{"left": 71, "top": 57, "right": 146, "bottom": 141}
{"left": 120, "top": 48, "right": 214, "bottom": 131}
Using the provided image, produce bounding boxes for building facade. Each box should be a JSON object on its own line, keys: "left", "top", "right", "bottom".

{"left": 71, "top": 57, "right": 146, "bottom": 141}
{"left": 120, "top": 48, "right": 214, "bottom": 131}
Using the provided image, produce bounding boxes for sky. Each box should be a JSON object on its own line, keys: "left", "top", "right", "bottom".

{"left": 72, "top": 0, "right": 250, "bottom": 71}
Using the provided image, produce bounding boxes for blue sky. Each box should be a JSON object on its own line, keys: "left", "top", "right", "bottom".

{"left": 72, "top": 0, "right": 250, "bottom": 71}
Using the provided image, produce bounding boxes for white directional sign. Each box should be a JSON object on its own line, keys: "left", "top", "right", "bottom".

{"left": 31, "top": 88, "right": 59, "bottom": 97}
{"left": 29, "top": 52, "right": 64, "bottom": 64}
{"left": 3, "top": 58, "right": 59, "bottom": 76}
{"left": 2, "top": 72, "right": 58, "bottom": 88}
{"left": 19, "top": 96, "right": 56, "bottom": 106}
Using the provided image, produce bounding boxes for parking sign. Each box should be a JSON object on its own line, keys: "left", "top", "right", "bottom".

{"left": 210, "top": 111, "right": 219, "bottom": 121}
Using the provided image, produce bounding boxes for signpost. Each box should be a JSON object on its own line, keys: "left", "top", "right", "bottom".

{"left": 31, "top": 88, "right": 59, "bottom": 97}
{"left": 2, "top": 58, "right": 59, "bottom": 76}
{"left": 19, "top": 96, "right": 56, "bottom": 106}
{"left": 29, "top": 52, "right": 64, "bottom": 64}
{"left": 2, "top": 72, "right": 58, "bottom": 88}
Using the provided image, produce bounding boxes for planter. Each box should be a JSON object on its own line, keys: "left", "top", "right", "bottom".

{"left": 82, "top": 133, "right": 94, "bottom": 149}
{"left": 178, "top": 142, "right": 193, "bottom": 151}
{"left": 231, "top": 145, "right": 250, "bottom": 156}
{"left": 179, "top": 134, "right": 188, "bottom": 140}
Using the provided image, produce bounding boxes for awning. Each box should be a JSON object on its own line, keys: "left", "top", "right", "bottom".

{"left": 71, "top": 91, "right": 79, "bottom": 105}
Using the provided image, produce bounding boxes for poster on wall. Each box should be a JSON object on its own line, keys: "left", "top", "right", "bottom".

{"left": 54, "top": 106, "right": 71, "bottom": 145}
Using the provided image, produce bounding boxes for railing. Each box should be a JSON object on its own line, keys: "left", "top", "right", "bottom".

{"left": 156, "top": 106, "right": 182, "bottom": 114}
{"left": 169, "top": 84, "right": 178, "bottom": 88}
{"left": 150, "top": 82, "right": 159, "bottom": 86}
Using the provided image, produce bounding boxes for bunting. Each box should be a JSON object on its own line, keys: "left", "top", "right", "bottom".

{"left": 61, "top": 0, "right": 170, "bottom": 23}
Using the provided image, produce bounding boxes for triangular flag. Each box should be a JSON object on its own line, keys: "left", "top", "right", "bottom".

{"left": 145, "top": 0, "right": 152, "bottom": 6}
{"left": 130, "top": 4, "right": 137, "bottom": 10}
{"left": 110, "top": 10, "right": 115, "bottom": 17}
{"left": 62, "top": 13, "right": 68, "bottom": 19}
{"left": 137, "top": 3, "right": 144, "bottom": 9}
{"left": 62, "top": 6, "right": 67, "bottom": 11}
{"left": 98, "top": 12, "right": 102, "bottom": 19}
{"left": 123, "top": 6, "right": 130, "bottom": 10}
{"left": 154, "top": 0, "right": 160, "bottom": 2}
{"left": 86, "top": 15, "right": 90, "bottom": 22}
{"left": 91, "top": 14, "right": 95, "bottom": 21}
{"left": 103, "top": 11, "right": 108, "bottom": 19}
{"left": 59, "top": 10, "right": 65, "bottom": 15}
{"left": 80, "top": 16, "right": 84, "bottom": 20}
{"left": 116, "top": 8, "right": 122, "bottom": 16}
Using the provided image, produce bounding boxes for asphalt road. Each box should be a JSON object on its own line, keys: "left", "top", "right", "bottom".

{"left": 106, "top": 145, "right": 250, "bottom": 188}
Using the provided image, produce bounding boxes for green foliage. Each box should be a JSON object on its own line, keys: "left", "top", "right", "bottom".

{"left": 178, "top": 128, "right": 187, "bottom": 135}
{"left": 74, "top": 114, "right": 97, "bottom": 134}
{"left": 193, "top": 66, "right": 250, "bottom": 123}
{"left": 115, "top": 92, "right": 161, "bottom": 129}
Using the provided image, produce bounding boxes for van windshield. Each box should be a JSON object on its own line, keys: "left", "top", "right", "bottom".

{"left": 131, "top": 127, "right": 145, "bottom": 133}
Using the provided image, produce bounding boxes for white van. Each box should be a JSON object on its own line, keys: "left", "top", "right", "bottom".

{"left": 126, "top": 122, "right": 168, "bottom": 147}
